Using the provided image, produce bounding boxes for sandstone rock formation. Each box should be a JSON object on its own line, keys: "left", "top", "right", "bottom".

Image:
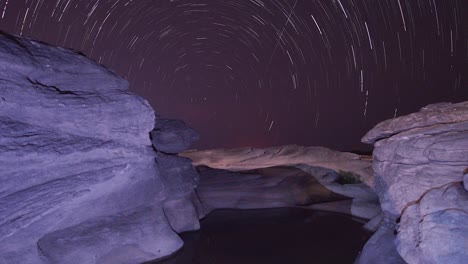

{"left": 182, "top": 145, "right": 374, "bottom": 186}
{"left": 183, "top": 146, "right": 381, "bottom": 221}
{"left": 0, "top": 32, "right": 196, "bottom": 264}
{"left": 357, "top": 101, "right": 468, "bottom": 264}
{"left": 196, "top": 166, "right": 348, "bottom": 211}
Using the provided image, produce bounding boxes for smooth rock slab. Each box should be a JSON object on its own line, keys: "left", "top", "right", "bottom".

{"left": 355, "top": 219, "right": 406, "bottom": 264}
{"left": 37, "top": 207, "right": 182, "bottom": 264}
{"left": 362, "top": 102, "right": 468, "bottom": 144}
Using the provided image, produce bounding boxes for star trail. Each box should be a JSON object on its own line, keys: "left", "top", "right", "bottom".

{"left": 1, "top": 0, "right": 467, "bottom": 151}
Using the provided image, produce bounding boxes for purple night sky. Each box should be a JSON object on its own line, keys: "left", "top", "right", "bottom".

{"left": 1, "top": 0, "right": 467, "bottom": 151}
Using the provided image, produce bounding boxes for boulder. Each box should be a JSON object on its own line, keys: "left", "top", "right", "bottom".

{"left": 155, "top": 153, "right": 203, "bottom": 233}
{"left": 37, "top": 207, "right": 182, "bottom": 264}
{"left": 396, "top": 183, "right": 468, "bottom": 264}
{"left": 359, "top": 101, "right": 468, "bottom": 264}
{"left": 0, "top": 32, "right": 182, "bottom": 263}
{"left": 355, "top": 219, "right": 406, "bottom": 264}
{"left": 162, "top": 193, "right": 203, "bottom": 233}
{"left": 151, "top": 118, "right": 199, "bottom": 154}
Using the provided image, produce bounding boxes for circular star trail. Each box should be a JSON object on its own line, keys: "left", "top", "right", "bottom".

{"left": 1, "top": 0, "right": 467, "bottom": 151}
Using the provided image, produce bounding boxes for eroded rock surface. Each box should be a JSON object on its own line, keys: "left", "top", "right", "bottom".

{"left": 359, "top": 101, "right": 468, "bottom": 264}
{"left": 182, "top": 145, "right": 375, "bottom": 186}
{"left": 183, "top": 146, "right": 380, "bottom": 221}
{"left": 197, "top": 166, "right": 348, "bottom": 211}
{"left": 396, "top": 183, "right": 468, "bottom": 264}
{"left": 0, "top": 32, "right": 183, "bottom": 264}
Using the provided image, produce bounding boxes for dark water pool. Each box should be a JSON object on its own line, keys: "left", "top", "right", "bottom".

{"left": 153, "top": 208, "right": 371, "bottom": 264}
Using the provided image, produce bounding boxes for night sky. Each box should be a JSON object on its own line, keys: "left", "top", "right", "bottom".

{"left": 1, "top": 0, "right": 467, "bottom": 151}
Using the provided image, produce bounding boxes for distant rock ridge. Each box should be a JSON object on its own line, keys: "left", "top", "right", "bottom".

{"left": 182, "top": 145, "right": 381, "bottom": 223}
{"left": 0, "top": 32, "right": 200, "bottom": 264}
{"left": 181, "top": 145, "right": 375, "bottom": 186}
{"left": 357, "top": 101, "right": 468, "bottom": 264}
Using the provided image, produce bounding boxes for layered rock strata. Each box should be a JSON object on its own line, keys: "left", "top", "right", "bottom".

{"left": 0, "top": 32, "right": 190, "bottom": 264}
{"left": 357, "top": 101, "right": 468, "bottom": 264}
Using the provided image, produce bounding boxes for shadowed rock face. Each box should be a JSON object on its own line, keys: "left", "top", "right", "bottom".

{"left": 0, "top": 32, "right": 184, "bottom": 263}
{"left": 358, "top": 101, "right": 468, "bottom": 264}
{"left": 196, "top": 166, "right": 350, "bottom": 211}
{"left": 151, "top": 118, "right": 200, "bottom": 154}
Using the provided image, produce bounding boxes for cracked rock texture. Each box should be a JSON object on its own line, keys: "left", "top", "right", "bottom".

{"left": 0, "top": 32, "right": 188, "bottom": 263}
{"left": 396, "top": 183, "right": 468, "bottom": 264}
{"left": 358, "top": 101, "right": 468, "bottom": 264}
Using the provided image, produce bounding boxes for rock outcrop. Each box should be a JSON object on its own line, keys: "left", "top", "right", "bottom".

{"left": 151, "top": 118, "right": 199, "bottom": 154}
{"left": 196, "top": 166, "right": 349, "bottom": 211}
{"left": 397, "top": 183, "right": 468, "bottom": 264}
{"left": 181, "top": 145, "right": 375, "bottom": 186}
{"left": 0, "top": 32, "right": 191, "bottom": 263}
{"left": 152, "top": 120, "right": 204, "bottom": 233}
{"left": 357, "top": 101, "right": 468, "bottom": 264}
{"left": 183, "top": 146, "right": 381, "bottom": 221}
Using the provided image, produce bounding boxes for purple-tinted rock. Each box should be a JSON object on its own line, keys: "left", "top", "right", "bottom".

{"left": 156, "top": 153, "right": 199, "bottom": 199}
{"left": 367, "top": 104, "right": 467, "bottom": 215}
{"left": 37, "top": 207, "right": 182, "bottom": 264}
{"left": 356, "top": 219, "right": 406, "bottom": 264}
{"left": 163, "top": 193, "right": 203, "bottom": 233}
{"left": 360, "top": 101, "right": 468, "bottom": 264}
{"left": 155, "top": 153, "right": 202, "bottom": 233}
{"left": 464, "top": 172, "right": 468, "bottom": 191}
{"left": 396, "top": 184, "right": 468, "bottom": 264}
{"left": 151, "top": 118, "right": 199, "bottom": 154}
{"left": 0, "top": 32, "right": 182, "bottom": 263}
{"left": 362, "top": 102, "right": 468, "bottom": 144}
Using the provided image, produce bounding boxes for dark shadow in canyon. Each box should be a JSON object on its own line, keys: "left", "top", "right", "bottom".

{"left": 152, "top": 208, "right": 372, "bottom": 264}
